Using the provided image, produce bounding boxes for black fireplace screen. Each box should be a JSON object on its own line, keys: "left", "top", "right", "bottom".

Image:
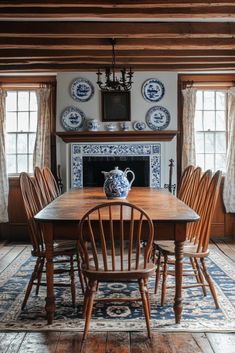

{"left": 83, "top": 156, "right": 150, "bottom": 187}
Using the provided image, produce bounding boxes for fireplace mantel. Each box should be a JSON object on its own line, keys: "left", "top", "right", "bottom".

{"left": 56, "top": 130, "right": 178, "bottom": 143}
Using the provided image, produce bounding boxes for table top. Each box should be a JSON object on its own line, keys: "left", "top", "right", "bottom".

{"left": 35, "top": 187, "right": 199, "bottom": 223}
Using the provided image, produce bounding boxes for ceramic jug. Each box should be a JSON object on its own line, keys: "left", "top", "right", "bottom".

{"left": 102, "top": 166, "right": 135, "bottom": 199}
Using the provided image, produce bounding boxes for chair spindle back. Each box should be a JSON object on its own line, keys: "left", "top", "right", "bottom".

{"left": 20, "top": 172, "right": 44, "bottom": 255}
{"left": 42, "top": 167, "right": 60, "bottom": 200}
{"left": 177, "top": 165, "right": 195, "bottom": 199}
{"left": 78, "top": 202, "right": 154, "bottom": 272}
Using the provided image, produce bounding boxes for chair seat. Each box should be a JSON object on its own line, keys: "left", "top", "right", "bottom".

{"left": 84, "top": 261, "right": 156, "bottom": 281}
{"left": 154, "top": 240, "right": 209, "bottom": 258}
{"left": 32, "top": 240, "right": 77, "bottom": 258}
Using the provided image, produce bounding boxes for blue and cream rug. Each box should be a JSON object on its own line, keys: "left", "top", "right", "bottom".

{"left": 0, "top": 246, "right": 234, "bottom": 332}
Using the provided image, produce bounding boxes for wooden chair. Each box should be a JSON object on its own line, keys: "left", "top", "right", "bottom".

{"left": 180, "top": 166, "right": 202, "bottom": 207}
{"left": 78, "top": 201, "right": 155, "bottom": 340}
{"left": 177, "top": 165, "right": 195, "bottom": 200}
{"left": 34, "top": 166, "right": 52, "bottom": 206}
{"left": 20, "top": 172, "right": 81, "bottom": 310}
{"left": 154, "top": 170, "right": 222, "bottom": 308}
{"left": 42, "top": 166, "right": 61, "bottom": 200}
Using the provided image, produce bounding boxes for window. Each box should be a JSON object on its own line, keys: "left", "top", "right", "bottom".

{"left": 5, "top": 90, "right": 38, "bottom": 175}
{"left": 194, "top": 90, "right": 227, "bottom": 173}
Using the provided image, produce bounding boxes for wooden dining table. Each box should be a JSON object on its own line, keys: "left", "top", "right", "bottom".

{"left": 34, "top": 186, "right": 199, "bottom": 325}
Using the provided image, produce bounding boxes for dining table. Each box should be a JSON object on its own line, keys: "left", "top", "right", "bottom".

{"left": 34, "top": 186, "right": 199, "bottom": 325}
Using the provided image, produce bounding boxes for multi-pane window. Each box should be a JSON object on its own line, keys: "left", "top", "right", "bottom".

{"left": 194, "top": 90, "right": 227, "bottom": 173}
{"left": 5, "top": 90, "right": 37, "bottom": 175}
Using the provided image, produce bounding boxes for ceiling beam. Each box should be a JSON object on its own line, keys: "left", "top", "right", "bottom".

{"left": 0, "top": 22, "right": 235, "bottom": 39}
{"left": 1, "top": 49, "right": 234, "bottom": 59}
{"left": 1, "top": 62, "right": 235, "bottom": 72}
{"left": 1, "top": 57, "right": 234, "bottom": 66}
{"left": 1, "top": 4, "right": 235, "bottom": 19}
{"left": 1, "top": 1, "right": 235, "bottom": 8}
{"left": 0, "top": 37, "right": 234, "bottom": 50}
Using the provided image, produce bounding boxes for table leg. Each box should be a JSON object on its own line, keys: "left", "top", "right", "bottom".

{"left": 42, "top": 223, "right": 55, "bottom": 324}
{"left": 174, "top": 240, "right": 184, "bottom": 323}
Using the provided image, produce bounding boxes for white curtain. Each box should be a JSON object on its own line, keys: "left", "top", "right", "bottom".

{"left": 0, "top": 88, "right": 9, "bottom": 222}
{"left": 181, "top": 86, "right": 197, "bottom": 171}
{"left": 33, "top": 85, "right": 52, "bottom": 169}
{"left": 223, "top": 87, "right": 235, "bottom": 212}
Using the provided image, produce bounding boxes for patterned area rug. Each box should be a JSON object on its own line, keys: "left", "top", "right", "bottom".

{"left": 0, "top": 246, "right": 234, "bottom": 332}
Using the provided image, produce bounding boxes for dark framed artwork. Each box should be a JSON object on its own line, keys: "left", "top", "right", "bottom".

{"left": 102, "top": 91, "right": 131, "bottom": 122}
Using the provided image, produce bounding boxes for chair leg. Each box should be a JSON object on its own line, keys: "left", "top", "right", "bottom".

{"left": 161, "top": 254, "right": 168, "bottom": 306}
{"left": 154, "top": 250, "right": 162, "bottom": 295}
{"left": 22, "top": 257, "right": 41, "bottom": 310}
{"left": 82, "top": 282, "right": 90, "bottom": 319}
{"left": 69, "top": 255, "right": 76, "bottom": 307}
{"left": 77, "top": 255, "right": 86, "bottom": 295}
{"left": 193, "top": 257, "right": 207, "bottom": 296}
{"left": 200, "top": 258, "right": 219, "bottom": 309}
{"left": 82, "top": 280, "right": 97, "bottom": 341}
{"left": 139, "top": 279, "right": 151, "bottom": 339}
{"left": 35, "top": 257, "right": 45, "bottom": 295}
{"left": 144, "top": 278, "right": 151, "bottom": 316}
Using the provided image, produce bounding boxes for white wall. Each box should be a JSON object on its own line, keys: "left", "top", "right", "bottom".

{"left": 56, "top": 71, "right": 178, "bottom": 189}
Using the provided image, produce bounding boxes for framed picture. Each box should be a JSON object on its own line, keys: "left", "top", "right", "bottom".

{"left": 102, "top": 91, "right": 131, "bottom": 122}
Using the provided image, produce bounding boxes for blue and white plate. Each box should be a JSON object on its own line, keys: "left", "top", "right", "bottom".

{"left": 146, "top": 106, "right": 170, "bottom": 130}
{"left": 133, "top": 121, "right": 146, "bottom": 131}
{"left": 70, "top": 78, "right": 94, "bottom": 102}
{"left": 61, "top": 106, "right": 85, "bottom": 131}
{"left": 142, "top": 78, "right": 165, "bottom": 102}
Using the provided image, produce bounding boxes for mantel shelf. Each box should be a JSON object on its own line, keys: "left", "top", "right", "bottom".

{"left": 56, "top": 130, "right": 178, "bottom": 143}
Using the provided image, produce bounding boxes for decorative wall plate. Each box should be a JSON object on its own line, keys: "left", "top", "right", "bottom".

{"left": 146, "top": 106, "right": 170, "bottom": 130}
{"left": 133, "top": 121, "right": 146, "bottom": 131}
{"left": 70, "top": 78, "right": 94, "bottom": 102}
{"left": 142, "top": 78, "right": 165, "bottom": 102}
{"left": 61, "top": 106, "right": 85, "bottom": 131}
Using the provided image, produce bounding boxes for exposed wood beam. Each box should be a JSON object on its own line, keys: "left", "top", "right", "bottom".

{"left": 0, "top": 49, "right": 235, "bottom": 63}
{"left": 1, "top": 63, "right": 235, "bottom": 72}
{"left": 1, "top": 5, "right": 235, "bottom": 19}
{"left": 0, "top": 22, "right": 235, "bottom": 39}
{"left": 1, "top": 1, "right": 235, "bottom": 8}
{"left": 0, "top": 49, "right": 234, "bottom": 59}
{"left": 1, "top": 57, "right": 235, "bottom": 66}
{"left": 0, "top": 38, "right": 234, "bottom": 50}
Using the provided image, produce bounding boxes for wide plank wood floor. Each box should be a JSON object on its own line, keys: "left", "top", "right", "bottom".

{"left": 0, "top": 238, "right": 234, "bottom": 353}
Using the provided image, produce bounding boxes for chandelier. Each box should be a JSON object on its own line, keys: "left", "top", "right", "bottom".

{"left": 96, "top": 38, "right": 134, "bottom": 91}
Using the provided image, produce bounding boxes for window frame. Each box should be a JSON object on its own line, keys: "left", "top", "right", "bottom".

{"left": 5, "top": 88, "right": 38, "bottom": 175}
{"left": 194, "top": 88, "right": 228, "bottom": 173}
{"left": 178, "top": 74, "right": 235, "bottom": 182}
{"left": 0, "top": 76, "right": 56, "bottom": 177}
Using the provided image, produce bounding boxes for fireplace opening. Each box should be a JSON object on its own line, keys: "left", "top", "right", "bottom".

{"left": 83, "top": 156, "right": 150, "bottom": 187}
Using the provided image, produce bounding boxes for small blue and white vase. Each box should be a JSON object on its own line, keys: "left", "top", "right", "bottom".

{"left": 86, "top": 119, "right": 99, "bottom": 131}
{"left": 102, "top": 166, "right": 135, "bottom": 199}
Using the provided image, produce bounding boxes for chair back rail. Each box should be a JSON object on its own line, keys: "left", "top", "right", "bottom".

{"left": 20, "top": 172, "right": 44, "bottom": 254}
{"left": 180, "top": 166, "right": 202, "bottom": 207}
{"left": 177, "top": 165, "right": 195, "bottom": 199}
{"left": 187, "top": 169, "right": 212, "bottom": 240}
{"left": 187, "top": 170, "right": 222, "bottom": 253}
{"left": 78, "top": 202, "right": 154, "bottom": 272}
{"left": 34, "top": 166, "right": 53, "bottom": 206}
{"left": 42, "top": 167, "right": 60, "bottom": 200}
{"left": 196, "top": 170, "right": 222, "bottom": 253}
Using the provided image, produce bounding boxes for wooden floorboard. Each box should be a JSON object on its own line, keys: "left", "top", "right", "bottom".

{"left": 0, "top": 239, "right": 234, "bottom": 353}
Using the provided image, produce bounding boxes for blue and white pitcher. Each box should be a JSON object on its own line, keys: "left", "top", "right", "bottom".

{"left": 102, "top": 166, "right": 135, "bottom": 199}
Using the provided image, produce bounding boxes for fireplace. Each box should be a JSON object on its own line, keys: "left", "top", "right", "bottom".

{"left": 83, "top": 156, "right": 150, "bottom": 187}
{"left": 71, "top": 142, "right": 161, "bottom": 188}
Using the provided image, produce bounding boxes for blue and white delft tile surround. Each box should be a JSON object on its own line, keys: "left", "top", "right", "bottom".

{"left": 71, "top": 142, "right": 161, "bottom": 188}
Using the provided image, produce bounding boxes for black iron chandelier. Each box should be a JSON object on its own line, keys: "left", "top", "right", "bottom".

{"left": 96, "top": 38, "right": 134, "bottom": 91}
